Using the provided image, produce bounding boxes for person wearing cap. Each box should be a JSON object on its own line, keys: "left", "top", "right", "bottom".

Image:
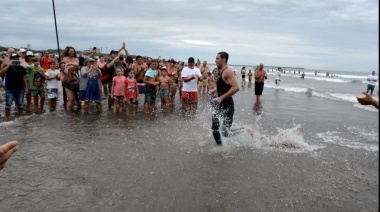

{"left": 18, "top": 48, "right": 27, "bottom": 65}
{"left": 180, "top": 57, "right": 203, "bottom": 114}
{"left": 0, "top": 53, "right": 28, "bottom": 121}
{"left": 79, "top": 58, "right": 103, "bottom": 113}
{"left": 211, "top": 51, "right": 243, "bottom": 146}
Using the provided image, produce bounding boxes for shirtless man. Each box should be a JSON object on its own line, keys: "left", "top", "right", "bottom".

{"left": 241, "top": 66, "right": 246, "bottom": 86}
{"left": 254, "top": 64, "right": 267, "bottom": 102}
{"left": 167, "top": 59, "right": 178, "bottom": 106}
{"left": 133, "top": 55, "right": 147, "bottom": 96}
{"left": 199, "top": 60, "right": 210, "bottom": 95}
{"left": 158, "top": 67, "right": 172, "bottom": 112}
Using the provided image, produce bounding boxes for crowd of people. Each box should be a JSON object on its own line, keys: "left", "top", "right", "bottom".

{"left": 0, "top": 42, "right": 216, "bottom": 119}
{"left": 0, "top": 46, "right": 247, "bottom": 169}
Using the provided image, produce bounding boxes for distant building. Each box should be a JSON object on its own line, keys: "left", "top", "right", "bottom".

{"left": 27, "top": 44, "right": 31, "bottom": 50}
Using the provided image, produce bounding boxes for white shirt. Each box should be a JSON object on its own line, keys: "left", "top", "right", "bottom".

{"left": 368, "top": 74, "right": 378, "bottom": 86}
{"left": 275, "top": 71, "right": 281, "bottom": 80}
{"left": 45, "top": 69, "right": 60, "bottom": 89}
{"left": 181, "top": 66, "right": 201, "bottom": 92}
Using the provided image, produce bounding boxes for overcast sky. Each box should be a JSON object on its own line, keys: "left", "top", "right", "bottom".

{"left": 0, "top": 0, "right": 378, "bottom": 72}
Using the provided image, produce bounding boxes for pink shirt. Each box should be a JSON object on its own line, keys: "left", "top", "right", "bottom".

{"left": 112, "top": 76, "right": 127, "bottom": 96}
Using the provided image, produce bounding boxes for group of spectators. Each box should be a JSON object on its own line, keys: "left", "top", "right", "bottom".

{"left": 0, "top": 42, "right": 217, "bottom": 120}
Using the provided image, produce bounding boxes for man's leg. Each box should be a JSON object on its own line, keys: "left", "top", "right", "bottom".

{"left": 212, "top": 111, "right": 222, "bottom": 145}
{"left": 62, "top": 85, "right": 67, "bottom": 110}
{"left": 221, "top": 105, "right": 244, "bottom": 137}
{"left": 181, "top": 92, "right": 189, "bottom": 113}
{"left": 4, "top": 90, "right": 15, "bottom": 121}
{"left": 39, "top": 92, "right": 45, "bottom": 113}
{"left": 15, "top": 89, "right": 25, "bottom": 115}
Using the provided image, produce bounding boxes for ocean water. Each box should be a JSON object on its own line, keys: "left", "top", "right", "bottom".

{"left": 0, "top": 66, "right": 378, "bottom": 211}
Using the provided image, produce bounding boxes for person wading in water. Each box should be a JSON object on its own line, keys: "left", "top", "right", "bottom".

{"left": 212, "top": 51, "right": 248, "bottom": 146}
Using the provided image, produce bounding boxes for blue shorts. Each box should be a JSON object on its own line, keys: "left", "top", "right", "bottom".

{"left": 137, "top": 83, "right": 146, "bottom": 94}
{"left": 210, "top": 93, "right": 217, "bottom": 107}
{"left": 31, "top": 90, "right": 44, "bottom": 97}
{"left": 5, "top": 89, "right": 25, "bottom": 110}
{"left": 144, "top": 86, "right": 156, "bottom": 103}
{"left": 160, "top": 89, "right": 170, "bottom": 97}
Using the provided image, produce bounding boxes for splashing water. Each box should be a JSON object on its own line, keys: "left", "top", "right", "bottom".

{"left": 263, "top": 125, "right": 309, "bottom": 149}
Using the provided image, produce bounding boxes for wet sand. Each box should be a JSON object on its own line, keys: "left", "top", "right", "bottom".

{"left": 0, "top": 82, "right": 378, "bottom": 211}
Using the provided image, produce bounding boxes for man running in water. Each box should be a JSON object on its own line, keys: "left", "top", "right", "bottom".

{"left": 212, "top": 51, "right": 245, "bottom": 145}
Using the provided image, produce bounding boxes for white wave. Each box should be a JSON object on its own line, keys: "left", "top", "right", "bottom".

{"left": 316, "top": 131, "right": 378, "bottom": 152}
{"left": 313, "top": 77, "right": 349, "bottom": 83}
{"left": 329, "top": 93, "right": 358, "bottom": 103}
{"left": 335, "top": 74, "right": 368, "bottom": 79}
{"left": 346, "top": 126, "right": 379, "bottom": 142}
{"left": 265, "top": 84, "right": 308, "bottom": 93}
{"left": 353, "top": 104, "right": 379, "bottom": 112}
{"left": 0, "top": 120, "right": 15, "bottom": 127}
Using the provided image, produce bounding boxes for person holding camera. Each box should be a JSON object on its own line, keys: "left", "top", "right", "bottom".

{"left": 0, "top": 53, "right": 28, "bottom": 121}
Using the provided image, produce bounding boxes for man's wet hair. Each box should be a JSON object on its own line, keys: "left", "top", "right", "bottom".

{"left": 218, "top": 51, "right": 229, "bottom": 63}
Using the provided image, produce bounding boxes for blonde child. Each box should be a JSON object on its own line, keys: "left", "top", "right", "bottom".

{"left": 110, "top": 67, "right": 126, "bottom": 113}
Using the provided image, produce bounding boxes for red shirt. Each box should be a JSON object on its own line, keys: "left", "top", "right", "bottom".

{"left": 41, "top": 57, "right": 52, "bottom": 70}
{"left": 125, "top": 78, "right": 138, "bottom": 99}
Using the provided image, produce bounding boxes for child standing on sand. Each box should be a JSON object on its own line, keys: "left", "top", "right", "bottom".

{"left": 158, "top": 67, "right": 172, "bottom": 112}
{"left": 143, "top": 60, "right": 159, "bottom": 114}
{"left": 28, "top": 57, "right": 45, "bottom": 114}
{"left": 44, "top": 61, "right": 60, "bottom": 112}
{"left": 125, "top": 70, "right": 139, "bottom": 115}
{"left": 111, "top": 67, "right": 127, "bottom": 113}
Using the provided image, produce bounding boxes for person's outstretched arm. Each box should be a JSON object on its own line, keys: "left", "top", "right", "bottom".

{"left": 357, "top": 92, "right": 379, "bottom": 109}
